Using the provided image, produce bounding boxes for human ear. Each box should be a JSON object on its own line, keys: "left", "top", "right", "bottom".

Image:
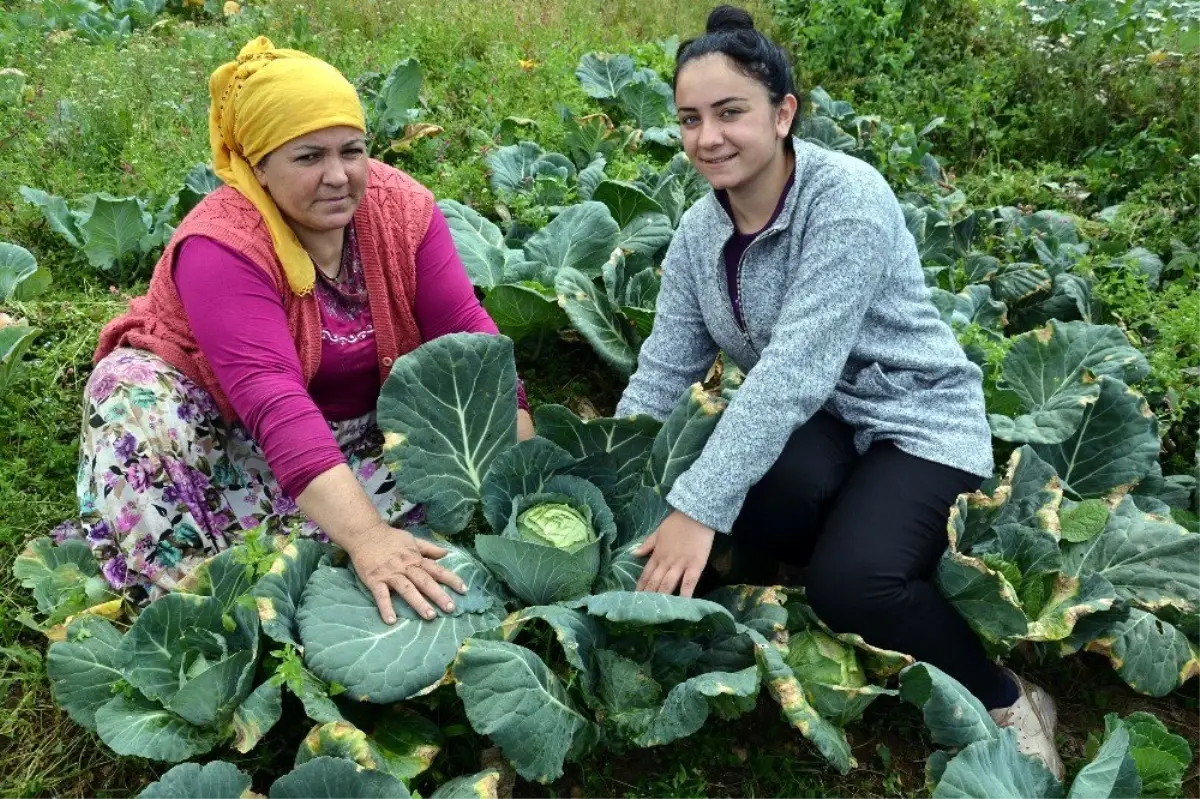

{"left": 252, "top": 154, "right": 270, "bottom": 189}
{"left": 775, "top": 94, "right": 798, "bottom": 139}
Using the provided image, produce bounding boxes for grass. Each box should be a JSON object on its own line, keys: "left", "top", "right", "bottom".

{"left": 1, "top": 0, "right": 1198, "bottom": 795}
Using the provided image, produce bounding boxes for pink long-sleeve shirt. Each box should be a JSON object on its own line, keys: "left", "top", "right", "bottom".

{"left": 174, "top": 205, "right": 525, "bottom": 499}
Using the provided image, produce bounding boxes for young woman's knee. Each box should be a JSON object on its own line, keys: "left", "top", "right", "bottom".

{"left": 804, "top": 562, "right": 907, "bottom": 634}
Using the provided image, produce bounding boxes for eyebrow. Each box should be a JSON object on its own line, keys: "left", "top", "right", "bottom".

{"left": 676, "top": 96, "right": 749, "bottom": 113}
{"left": 293, "top": 139, "right": 367, "bottom": 153}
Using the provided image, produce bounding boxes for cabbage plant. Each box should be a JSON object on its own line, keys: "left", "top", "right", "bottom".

{"left": 440, "top": 150, "right": 704, "bottom": 373}
{"left": 289, "top": 333, "right": 864, "bottom": 782}
{"left": 18, "top": 163, "right": 220, "bottom": 280}
{"left": 44, "top": 544, "right": 282, "bottom": 762}
{"left": 0, "top": 241, "right": 51, "bottom": 396}
{"left": 293, "top": 332, "right": 727, "bottom": 698}
{"left": 899, "top": 662, "right": 1193, "bottom": 798}
{"left": 937, "top": 444, "right": 1199, "bottom": 697}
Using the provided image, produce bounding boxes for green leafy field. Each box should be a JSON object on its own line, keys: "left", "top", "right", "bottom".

{"left": 1, "top": 0, "right": 1197, "bottom": 796}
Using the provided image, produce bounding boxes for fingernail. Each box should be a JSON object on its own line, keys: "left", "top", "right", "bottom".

{"left": 386, "top": 615, "right": 396, "bottom": 624}
{"left": 424, "top": 610, "right": 435, "bottom": 619}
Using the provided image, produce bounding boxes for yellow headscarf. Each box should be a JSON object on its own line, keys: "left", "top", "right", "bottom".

{"left": 209, "top": 36, "right": 366, "bottom": 296}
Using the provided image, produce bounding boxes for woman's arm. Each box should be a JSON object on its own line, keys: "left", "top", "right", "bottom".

{"left": 615, "top": 231, "right": 719, "bottom": 421}
{"left": 667, "top": 210, "right": 890, "bottom": 534}
{"left": 173, "top": 236, "right": 346, "bottom": 498}
{"left": 174, "top": 237, "right": 463, "bottom": 621}
{"left": 413, "top": 205, "right": 533, "bottom": 438}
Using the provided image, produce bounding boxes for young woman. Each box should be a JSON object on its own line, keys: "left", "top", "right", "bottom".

{"left": 618, "top": 5, "right": 1063, "bottom": 777}
{"left": 61, "top": 37, "right": 533, "bottom": 626}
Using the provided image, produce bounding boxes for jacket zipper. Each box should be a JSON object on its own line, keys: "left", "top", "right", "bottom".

{"left": 729, "top": 231, "right": 778, "bottom": 357}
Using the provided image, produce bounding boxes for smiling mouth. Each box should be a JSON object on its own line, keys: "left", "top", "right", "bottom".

{"left": 701, "top": 154, "right": 736, "bottom": 165}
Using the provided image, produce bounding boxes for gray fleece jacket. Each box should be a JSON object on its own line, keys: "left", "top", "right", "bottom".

{"left": 615, "top": 138, "right": 995, "bottom": 533}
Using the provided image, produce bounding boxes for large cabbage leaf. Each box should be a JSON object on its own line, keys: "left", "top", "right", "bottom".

{"left": 46, "top": 615, "right": 125, "bottom": 730}
{"left": 1030, "top": 374, "right": 1159, "bottom": 499}
{"left": 295, "top": 716, "right": 440, "bottom": 783}
{"left": 297, "top": 542, "right": 506, "bottom": 703}
{"left": 0, "top": 323, "right": 42, "bottom": 394}
{"left": 555, "top": 266, "right": 639, "bottom": 375}
{"left": 481, "top": 282, "right": 566, "bottom": 342}
{"left": 575, "top": 53, "right": 635, "bottom": 100}
{"left": 438, "top": 199, "right": 520, "bottom": 290}
{"left": 0, "top": 241, "right": 51, "bottom": 302}
{"left": 379, "top": 333, "right": 518, "bottom": 533}
{"left": 137, "top": 761, "right": 253, "bottom": 799}
{"left": 523, "top": 201, "right": 619, "bottom": 278}
{"left": 534, "top": 404, "right": 660, "bottom": 506}
{"left": 645, "top": 384, "right": 728, "bottom": 495}
{"left": 453, "top": 638, "right": 598, "bottom": 784}
{"left": 932, "top": 730, "right": 1063, "bottom": 799}
{"left": 231, "top": 677, "right": 283, "bottom": 753}
{"left": 1067, "top": 728, "right": 1141, "bottom": 799}
{"left": 429, "top": 770, "right": 501, "bottom": 799}
{"left": 94, "top": 693, "right": 223, "bottom": 762}
{"left": 988, "top": 321, "right": 1149, "bottom": 445}
{"left": 270, "top": 756, "right": 412, "bottom": 798}
{"left": 74, "top": 192, "right": 151, "bottom": 272}
{"left": 253, "top": 538, "right": 330, "bottom": 648}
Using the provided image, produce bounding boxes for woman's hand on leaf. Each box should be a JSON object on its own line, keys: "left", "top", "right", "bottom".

{"left": 634, "top": 510, "right": 715, "bottom": 597}
{"left": 346, "top": 523, "right": 468, "bottom": 624}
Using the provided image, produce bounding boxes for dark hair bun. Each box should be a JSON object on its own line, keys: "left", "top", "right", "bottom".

{"left": 706, "top": 5, "right": 755, "bottom": 34}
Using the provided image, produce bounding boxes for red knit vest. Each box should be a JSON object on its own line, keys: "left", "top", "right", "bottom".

{"left": 95, "top": 159, "right": 432, "bottom": 422}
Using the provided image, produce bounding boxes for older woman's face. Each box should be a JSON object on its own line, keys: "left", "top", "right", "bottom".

{"left": 253, "top": 126, "right": 368, "bottom": 234}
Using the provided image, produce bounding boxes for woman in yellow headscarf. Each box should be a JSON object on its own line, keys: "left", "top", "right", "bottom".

{"left": 59, "top": 37, "right": 532, "bottom": 623}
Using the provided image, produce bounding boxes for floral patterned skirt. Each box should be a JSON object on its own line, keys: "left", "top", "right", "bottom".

{"left": 55, "top": 347, "right": 411, "bottom": 605}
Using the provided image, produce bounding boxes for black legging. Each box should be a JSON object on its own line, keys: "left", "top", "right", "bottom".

{"left": 721, "top": 410, "right": 1011, "bottom": 709}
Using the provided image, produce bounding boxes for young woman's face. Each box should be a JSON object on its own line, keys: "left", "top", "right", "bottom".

{"left": 675, "top": 54, "right": 795, "bottom": 192}
{"left": 253, "top": 126, "right": 369, "bottom": 235}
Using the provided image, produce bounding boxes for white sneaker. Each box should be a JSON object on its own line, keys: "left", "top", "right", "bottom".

{"left": 988, "top": 668, "right": 1065, "bottom": 781}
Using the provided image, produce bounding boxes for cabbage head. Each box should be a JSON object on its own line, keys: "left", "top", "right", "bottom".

{"left": 517, "top": 502, "right": 595, "bottom": 552}
{"left": 784, "top": 630, "right": 867, "bottom": 688}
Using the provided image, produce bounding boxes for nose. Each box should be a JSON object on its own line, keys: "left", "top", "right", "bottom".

{"left": 698, "top": 119, "right": 723, "bottom": 150}
{"left": 324, "top": 157, "right": 350, "bottom": 188}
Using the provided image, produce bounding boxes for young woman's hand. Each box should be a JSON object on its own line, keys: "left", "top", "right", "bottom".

{"left": 345, "top": 522, "right": 468, "bottom": 623}
{"left": 634, "top": 510, "right": 715, "bottom": 597}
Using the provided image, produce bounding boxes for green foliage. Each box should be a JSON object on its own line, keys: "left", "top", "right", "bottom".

{"left": 774, "top": 0, "right": 922, "bottom": 81}
{"left": 899, "top": 663, "right": 1191, "bottom": 798}
{"left": 1086, "top": 711, "right": 1194, "bottom": 798}
{"left": 41, "top": 543, "right": 282, "bottom": 762}
{"left": 938, "top": 446, "right": 1200, "bottom": 696}
{"left": 12, "top": 537, "right": 117, "bottom": 631}
{"left": 575, "top": 51, "right": 681, "bottom": 152}
{"left": 18, "top": 163, "right": 220, "bottom": 282}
